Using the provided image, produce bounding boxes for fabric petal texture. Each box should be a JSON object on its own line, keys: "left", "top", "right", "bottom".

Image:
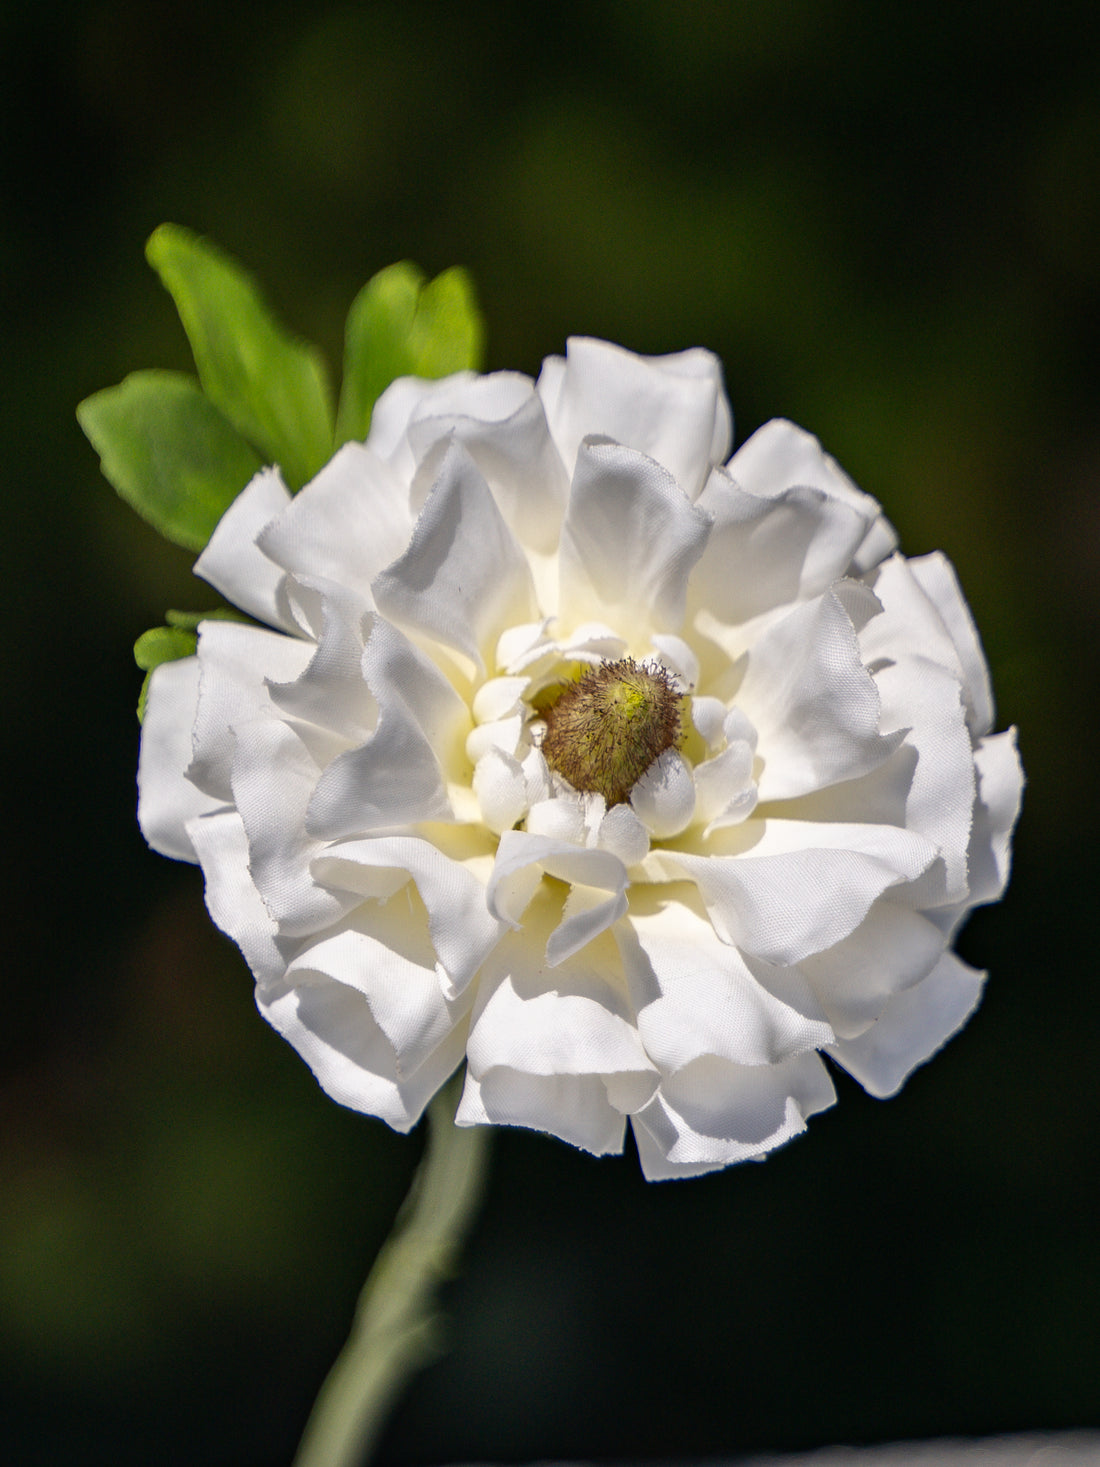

{"left": 137, "top": 336, "right": 1023, "bottom": 1178}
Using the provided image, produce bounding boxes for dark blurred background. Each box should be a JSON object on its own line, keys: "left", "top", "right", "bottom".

{"left": 3, "top": 1, "right": 1098, "bottom": 1463}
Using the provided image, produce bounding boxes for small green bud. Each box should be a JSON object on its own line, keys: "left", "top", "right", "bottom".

{"left": 540, "top": 657, "right": 685, "bottom": 806}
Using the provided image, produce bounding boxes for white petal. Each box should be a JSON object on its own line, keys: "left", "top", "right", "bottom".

{"left": 909, "top": 552, "right": 995, "bottom": 737}
{"left": 558, "top": 439, "right": 712, "bottom": 640}
{"left": 406, "top": 372, "right": 570, "bottom": 554}
{"left": 306, "top": 618, "right": 467, "bottom": 839}
{"left": 373, "top": 439, "right": 537, "bottom": 673}
{"left": 230, "top": 715, "right": 356, "bottom": 938}
{"left": 188, "top": 621, "right": 314, "bottom": 801}
{"left": 631, "top": 1051, "right": 837, "bottom": 1180}
{"left": 693, "top": 737, "right": 757, "bottom": 832}
{"left": 265, "top": 580, "right": 375, "bottom": 740}
{"left": 460, "top": 894, "right": 657, "bottom": 1153}
{"left": 137, "top": 658, "right": 222, "bottom": 861}
{"left": 473, "top": 747, "right": 529, "bottom": 835}
{"left": 593, "top": 802, "right": 650, "bottom": 866}
{"left": 312, "top": 834, "right": 505, "bottom": 997}
{"left": 726, "top": 418, "right": 895, "bottom": 575}
{"left": 618, "top": 890, "right": 834, "bottom": 1071}
{"left": 966, "top": 728, "right": 1024, "bottom": 906}
{"left": 258, "top": 963, "right": 467, "bottom": 1132}
{"left": 194, "top": 467, "right": 296, "bottom": 629}
{"left": 186, "top": 808, "right": 284, "bottom": 983}
{"left": 258, "top": 442, "right": 415, "bottom": 604}
{"left": 738, "top": 587, "right": 902, "bottom": 802}
{"left": 795, "top": 899, "right": 948, "bottom": 1039}
{"left": 366, "top": 372, "right": 477, "bottom": 478}
{"left": 537, "top": 338, "right": 730, "bottom": 498}
{"left": 488, "top": 830, "right": 629, "bottom": 962}
{"left": 828, "top": 950, "right": 986, "bottom": 1097}
{"left": 659, "top": 819, "right": 938, "bottom": 965}
{"left": 629, "top": 749, "right": 696, "bottom": 838}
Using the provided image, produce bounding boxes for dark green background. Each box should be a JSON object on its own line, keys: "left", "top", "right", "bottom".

{"left": 3, "top": 1, "right": 1098, "bottom": 1463}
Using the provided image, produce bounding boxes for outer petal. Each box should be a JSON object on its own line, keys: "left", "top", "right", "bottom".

{"left": 618, "top": 888, "right": 834, "bottom": 1072}
{"left": 657, "top": 820, "right": 939, "bottom": 965}
{"left": 187, "top": 808, "right": 284, "bottom": 983}
{"left": 908, "top": 552, "right": 995, "bottom": 738}
{"left": 258, "top": 443, "right": 415, "bottom": 605}
{"left": 795, "top": 899, "right": 948, "bottom": 1039}
{"left": 737, "top": 586, "right": 902, "bottom": 802}
{"left": 459, "top": 889, "right": 657, "bottom": 1155}
{"left": 188, "top": 621, "right": 315, "bottom": 802}
{"left": 538, "top": 337, "right": 731, "bottom": 497}
{"left": 691, "top": 468, "right": 873, "bottom": 638}
{"left": 372, "top": 439, "right": 537, "bottom": 673}
{"left": 194, "top": 467, "right": 297, "bottom": 629}
{"left": 726, "top": 418, "right": 896, "bottom": 575}
{"left": 230, "top": 715, "right": 357, "bottom": 939}
{"left": 137, "top": 658, "right": 223, "bottom": 861}
{"left": 258, "top": 964, "right": 467, "bottom": 1132}
{"left": 828, "top": 950, "right": 986, "bottom": 1097}
{"left": 967, "top": 729, "right": 1024, "bottom": 906}
{"left": 631, "top": 1051, "right": 837, "bottom": 1180}
{"left": 558, "top": 439, "right": 712, "bottom": 639}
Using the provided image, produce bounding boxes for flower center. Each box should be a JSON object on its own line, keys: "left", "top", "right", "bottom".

{"left": 539, "top": 657, "right": 685, "bottom": 806}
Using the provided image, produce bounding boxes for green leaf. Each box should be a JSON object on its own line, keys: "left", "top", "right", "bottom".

{"left": 134, "top": 624, "right": 198, "bottom": 672}
{"left": 146, "top": 224, "right": 334, "bottom": 491}
{"left": 77, "top": 370, "right": 265, "bottom": 551}
{"left": 164, "top": 606, "right": 251, "bottom": 632}
{"left": 133, "top": 624, "right": 198, "bottom": 724}
{"left": 335, "top": 262, "right": 485, "bottom": 444}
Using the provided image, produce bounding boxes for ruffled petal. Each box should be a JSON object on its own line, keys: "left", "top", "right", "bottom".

{"left": 258, "top": 442, "right": 415, "bottom": 605}
{"left": 538, "top": 337, "right": 731, "bottom": 497}
{"left": 311, "top": 834, "right": 505, "bottom": 997}
{"left": 737, "top": 585, "right": 903, "bottom": 802}
{"left": 795, "top": 899, "right": 948, "bottom": 1039}
{"left": 137, "top": 658, "right": 223, "bottom": 861}
{"left": 373, "top": 439, "right": 537, "bottom": 672}
{"left": 459, "top": 888, "right": 657, "bottom": 1154}
{"left": 405, "top": 372, "right": 570, "bottom": 555}
{"left": 726, "top": 418, "right": 896, "bottom": 575}
{"left": 658, "top": 819, "right": 939, "bottom": 965}
{"left": 966, "top": 729, "right": 1024, "bottom": 906}
{"left": 258, "top": 960, "right": 468, "bottom": 1132}
{"left": 194, "top": 467, "right": 297, "bottom": 629}
{"left": 305, "top": 618, "right": 466, "bottom": 839}
{"left": 188, "top": 621, "right": 314, "bottom": 802}
{"left": 631, "top": 1051, "right": 837, "bottom": 1180}
{"left": 908, "top": 552, "right": 995, "bottom": 738}
{"left": 186, "top": 808, "right": 284, "bottom": 983}
{"left": 488, "top": 829, "right": 629, "bottom": 966}
{"left": 618, "top": 887, "right": 834, "bottom": 1071}
{"left": 230, "top": 715, "right": 357, "bottom": 938}
{"left": 828, "top": 950, "right": 986, "bottom": 1097}
{"left": 558, "top": 439, "right": 712, "bottom": 639}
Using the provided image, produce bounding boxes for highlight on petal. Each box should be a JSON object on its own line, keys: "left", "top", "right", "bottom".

{"left": 194, "top": 466, "right": 295, "bottom": 628}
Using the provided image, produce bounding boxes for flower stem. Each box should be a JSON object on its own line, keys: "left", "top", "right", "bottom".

{"left": 292, "top": 1072, "right": 491, "bottom": 1467}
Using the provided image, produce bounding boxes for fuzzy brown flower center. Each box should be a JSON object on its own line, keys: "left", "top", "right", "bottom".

{"left": 539, "top": 657, "right": 685, "bottom": 806}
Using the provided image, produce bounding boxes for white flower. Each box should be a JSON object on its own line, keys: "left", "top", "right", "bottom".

{"left": 138, "top": 338, "right": 1023, "bottom": 1179}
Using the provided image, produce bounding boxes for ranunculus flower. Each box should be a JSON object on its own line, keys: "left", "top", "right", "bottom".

{"left": 138, "top": 339, "right": 1022, "bottom": 1179}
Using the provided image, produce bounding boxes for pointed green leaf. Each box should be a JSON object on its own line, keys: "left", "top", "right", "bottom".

{"left": 335, "top": 262, "right": 485, "bottom": 444}
{"left": 78, "top": 370, "right": 264, "bottom": 551}
{"left": 146, "top": 224, "right": 334, "bottom": 490}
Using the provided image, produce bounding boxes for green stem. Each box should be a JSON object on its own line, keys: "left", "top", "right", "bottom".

{"left": 292, "top": 1072, "right": 491, "bottom": 1467}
